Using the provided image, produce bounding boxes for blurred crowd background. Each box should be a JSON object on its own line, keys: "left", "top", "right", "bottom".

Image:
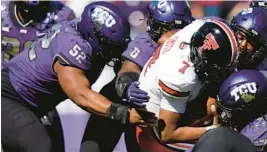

{"left": 64, "top": 0, "right": 251, "bottom": 39}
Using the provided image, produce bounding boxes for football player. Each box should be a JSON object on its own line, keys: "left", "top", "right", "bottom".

{"left": 1, "top": 2, "right": 156, "bottom": 152}
{"left": 135, "top": 18, "right": 239, "bottom": 151}
{"left": 1, "top": 1, "right": 75, "bottom": 151}
{"left": 1, "top": 0, "right": 75, "bottom": 68}
{"left": 187, "top": 8, "right": 267, "bottom": 152}
{"left": 116, "top": 0, "right": 193, "bottom": 106}
{"left": 80, "top": 1, "right": 193, "bottom": 152}
{"left": 216, "top": 70, "right": 267, "bottom": 151}
{"left": 231, "top": 7, "right": 267, "bottom": 70}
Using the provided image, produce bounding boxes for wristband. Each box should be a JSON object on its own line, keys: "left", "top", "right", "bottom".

{"left": 107, "top": 103, "right": 129, "bottom": 124}
{"left": 205, "top": 125, "right": 216, "bottom": 131}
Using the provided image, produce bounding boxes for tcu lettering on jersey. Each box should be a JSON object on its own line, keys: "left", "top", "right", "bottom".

{"left": 91, "top": 7, "right": 116, "bottom": 27}
{"left": 230, "top": 82, "right": 257, "bottom": 101}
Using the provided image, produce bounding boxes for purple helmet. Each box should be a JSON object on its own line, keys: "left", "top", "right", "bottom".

{"left": 190, "top": 19, "right": 239, "bottom": 85}
{"left": 14, "top": 1, "right": 50, "bottom": 24}
{"left": 231, "top": 7, "right": 267, "bottom": 69}
{"left": 77, "top": 1, "right": 131, "bottom": 62}
{"left": 250, "top": 0, "right": 267, "bottom": 10}
{"left": 147, "top": 0, "right": 193, "bottom": 42}
{"left": 217, "top": 70, "right": 267, "bottom": 129}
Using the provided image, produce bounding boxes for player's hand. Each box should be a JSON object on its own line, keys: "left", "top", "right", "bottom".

{"left": 128, "top": 107, "right": 158, "bottom": 127}
{"left": 125, "top": 81, "right": 150, "bottom": 107}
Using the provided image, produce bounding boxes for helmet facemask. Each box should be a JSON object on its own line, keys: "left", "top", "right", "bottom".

{"left": 93, "top": 30, "right": 130, "bottom": 66}
{"left": 14, "top": 1, "right": 50, "bottom": 26}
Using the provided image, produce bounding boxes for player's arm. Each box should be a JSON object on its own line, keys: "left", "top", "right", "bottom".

{"left": 54, "top": 60, "right": 156, "bottom": 125}
{"left": 116, "top": 60, "right": 141, "bottom": 98}
{"left": 115, "top": 34, "right": 157, "bottom": 102}
{"left": 159, "top": 109, "right": 209, "bottom": 143}
{"left": 157, "top": 81, "right": 217, "bottom": 143}
{"left": 54, "top": 61, "right": 110, "bottom": 116}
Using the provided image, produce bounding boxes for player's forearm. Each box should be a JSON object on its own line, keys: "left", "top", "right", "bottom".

{"left": 116, "top": 61, "right": 141, "bottom": 98}
{"left": 161, "top": 126, "right": 206, "bottom": 143}
{"left": 71, "top": 88, "right": 111, "bottom": 117}
{"left": 118, "top": 60, "right": 141, "bottom": 76}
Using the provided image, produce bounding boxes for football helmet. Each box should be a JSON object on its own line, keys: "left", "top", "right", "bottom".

{"left": 250, "top": 0, "right": 267, "bottom": 10}
{"left": 217, "top": 70, "right": 267, "bottom": 129}
{"left": 14, "top": 1, "right": 50, "bottom": 25}
{"left": 77, "top": 1, "right": 131, "bottom": 63}
{"left": 147, "top": 0, "right": 193, "bottom": 42}
{"left": 190, "top": 19, "right": 239, "bottom": 85}
{"left": 231, "top": 7, "right": 267, "bottom": 69}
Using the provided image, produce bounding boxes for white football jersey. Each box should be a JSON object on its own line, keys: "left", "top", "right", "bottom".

{"left": 139, "top": 19, "right": 206, "bottom": 116}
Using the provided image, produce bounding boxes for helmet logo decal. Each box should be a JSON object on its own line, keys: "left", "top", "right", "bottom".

{"left": 175, "top": 20, "right": 182, "bottom": 25}
{"left": 241, "top": 8, "right": 253, "bottom": 15}
{"left": 157, "top": 0, "right": 167, "bottom": 9}
{"left": 199, "top": 33, "right": 219, "bottom": 52}
{"left": 91, "top": 7, "right": 116, "bottom": 28}
{"left": 230, "top": 82, "right": 257, "bottom": 101}
{"left": 240, "top": 93, "right": 256, "bottom": 103}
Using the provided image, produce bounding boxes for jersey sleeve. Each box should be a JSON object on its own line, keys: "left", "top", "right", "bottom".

{"left": 55, "top": 34, "right": 93, "bottom": 71}
{"left": 122, "top": 33, "right": 158, "bottom": 68}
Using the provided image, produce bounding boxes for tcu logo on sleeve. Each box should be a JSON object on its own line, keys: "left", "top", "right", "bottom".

{"left": 230, "top": 82, "right": 257, "bottom": 101}
{"left": 91, "top": 7, "right": 116, "bottom": 28}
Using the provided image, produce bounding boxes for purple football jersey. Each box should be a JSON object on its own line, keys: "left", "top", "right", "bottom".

{"left": 240, "top": 114, "right": 267, "bottom": 150}
{"left": 122, "top": 32, "right": 157, "bottom": 68}
{"left": 1, "top": 1, "right": 75, "bottom": 68}
{"left": 7, "top": 20, "right": 105, "bottom": 111}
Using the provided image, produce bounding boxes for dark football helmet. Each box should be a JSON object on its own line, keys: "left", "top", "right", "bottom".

{"left": 147, "top": 0, "right": 193, "bottom": 42}
{"left": 190, "top": 19, "right": 239, "bottom": 85}
{"left": 250, "top": 0, "right": 267, "bottom": 10}
{"left": 231, "top": 7, "right": 267, "bottom": 69}
{"left": 217, "top": 70, "right": 267, "bottom": 130}
{"left": 77, "top": 1, "right": 131, "bottom": 63}
{"left": 14, "top": 1, "right": 50, "bottom": 25}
